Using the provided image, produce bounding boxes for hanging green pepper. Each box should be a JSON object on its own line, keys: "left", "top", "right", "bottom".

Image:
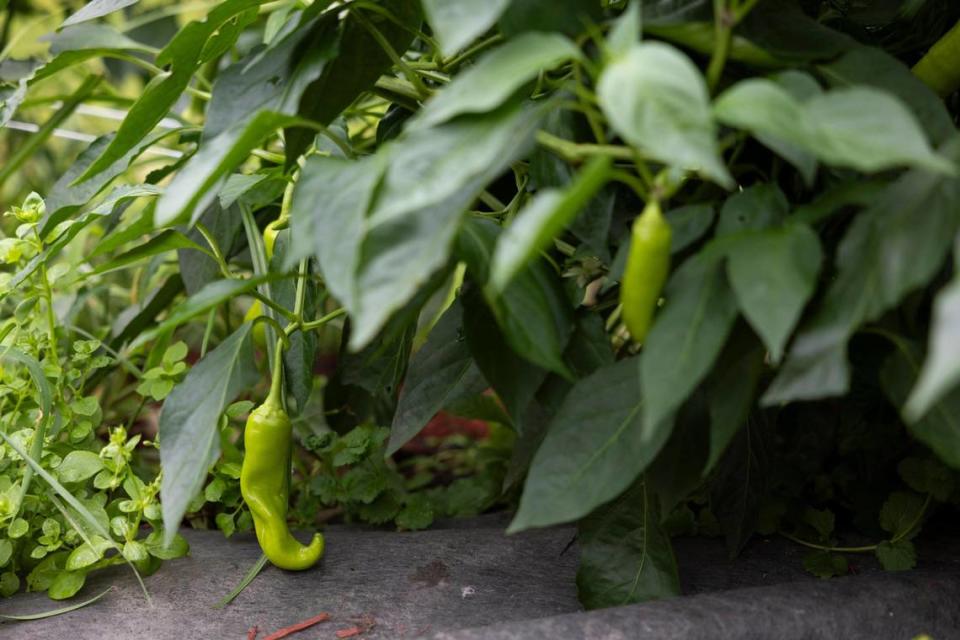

{"left": 913, "top": 18, "right": 960, "bottom": 98}
{"left": 241, "top": 347, "right": 324, "bottom": 570}
{"left": 620, "top": 200, "right": 671, "bottom": 343}
{"left": 245, "top": 218, "right": 284, "bottom": 348}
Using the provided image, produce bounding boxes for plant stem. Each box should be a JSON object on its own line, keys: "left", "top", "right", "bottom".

{"left": 778, "top": 530, "right": 877, "bottom": 554}
{"left": 706, "top": 0, "right": 733, "bottom": 93}
{"left": 536, "top": 130, "right": 634, "bottom": 162}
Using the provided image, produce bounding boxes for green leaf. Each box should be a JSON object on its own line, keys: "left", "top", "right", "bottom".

{"left": 509, "top": 358, "right": 674, "bottom": 532}
{"left": 498, "top": 0, "right": 602, "bottom": 37}
{"left": 726, "top": 224, "right": 821, "bottom": 363}
{"left": 665, "top": 203, "right": 715, "bottom": 253}
{"left": 76, "top": 0, "right": 263, "bottom": 183}
{"left": 396, "top": 494, "right": 434, "bottom": 531}
{"left": 641, "top": 255, "right": 739, "bottom": 435}
{"left": 415, "top": 32, "right": 580, "bottom": 128}
{"left": 159, "top": 325, "right": 259, "bottom": 546}
{"left": 489, "top": 155, "right": 610, "bottom": 292}
{"left": 765, "top": 138, "right": 960, "bottom": 405}
{"left": 897, "top": 457, "right": 954, "bottom": 502}
{"left": 715, "top": 81, "right": 955, "bottom": 175}
{"left": 56, "top": 451, "right": 104, "bottom": 484}
{"left": 606, "top": 1, "right": 641, "bottom": 59}
{"left": 806, "top": 88, "right": 954, "bottom": 175}
{"left": 145, "top": 531, "right": 190, "bottom": 559}
{"left": 0, "top": 586, "right": 112, "bottom": 620}
{"left": 131, "top": 274, "right": 280, "bottom": 348}
{"left": 387, "top": 301, "right": 487, "bottom": 455}
{"left": 288, "top": 154, "right": 386, "bottom": 311}
{"left": 154, "top": 111, "right": 307, "bottom": 226}
{"left": 47, "top": 571, "right": 86, "bottom": 601}
{"left": 91, "top": 230, "right": 206, "bottom": 276}
{"left": 803, "top": 550, "right": 847, "bottom": 579}
{"left": 875, "top": 540, "right": 917, "bottom": 572}
{"left": 421, "top": 0, "right": 510, "bottom": 56}
{"left": 458, "top": 218, "right": 574, "bottom": 377}
{"left": 284, "top": 0, "right": 421, "bottom": 163}
{"left": 348, "top": 100, "right": 546, "bottom": 349}
{"left": 462, "top": 285, "right": 546, "bottom": 426}
{"left": 878, "top": 491, "right": 926, "bottom": 539}
{"left": 598, "top": 42, "right": 732, "bottom": 188}
{"left": 905, "top": 275, "right": 960, "bottom": 421}
{"left": 62, "top": 0, "right": 139, "bottom": 27}
{"left": 703, "top": 335, "right": 764, "bottom": 476}
{"left": 576, "top": 481, "right": 680, "bottom": 609}
{"left": 881, "top": 345, "right": 960, "bottom": 470}
{"left": 47, "top": 23, "right": 152, "bottom": 54}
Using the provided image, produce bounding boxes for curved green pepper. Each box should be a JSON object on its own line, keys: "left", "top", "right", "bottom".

{"left": 240, "top": 353, "right": 324, "bottom": 570}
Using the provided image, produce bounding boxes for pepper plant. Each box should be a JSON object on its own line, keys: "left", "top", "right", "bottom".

{"left": 2, "top": 0, "right": 960, "bottom": 610}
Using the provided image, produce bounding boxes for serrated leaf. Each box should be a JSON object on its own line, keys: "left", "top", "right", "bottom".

{"left": 878, "top": 491, "right": 926, "bottom": 539}
{"left": 803, "top": 550, "right": 847, "bottom": 579}
{"left": 159, "top": 325, "right": 259, "bottom": 545}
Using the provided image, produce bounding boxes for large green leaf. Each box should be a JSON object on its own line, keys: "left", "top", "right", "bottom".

{"left": 499, "top": 0, "right": 603, "bottom": 37}
{"left": 347, "top": 100, "right": 546, "bottom": 349}
{"left": 414, "top": 32, "right": 580, "bottom": 128}
{"left": 764, "top": 138, "right": 960, "bottom": 405}
{"left": 421, "top": 0, "right": 510, "bottom": 56}
{"left": 641, "top": 255, "right": 739, "bottom": 435}
{"left": 160, "top": 325, "right": 259, "bottom": 545}
{"left": 288, "top": 154, "right": 386, "bottom": 311}
{"left": 598, "top": 42, "right": 732, "bottom": 188}
{"left": 726, "top": 224, "right": 822, "bottom": 363}
{"left": 576, "top": 481, "right": 680, "bottom": 609}
{"left": 508, "top": 358, "right": 674, "bottom": 532}
{"left": 387, "top": 301, "right": 487, "bottom": 455}
{"left": 62, "top": 0, "right": 140, "bottom": 27}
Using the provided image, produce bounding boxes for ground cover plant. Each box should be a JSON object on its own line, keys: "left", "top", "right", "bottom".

{"left": 0, "top": 0, "right": 960, "bottom": 617}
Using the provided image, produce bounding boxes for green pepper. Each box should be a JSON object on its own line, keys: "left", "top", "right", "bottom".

{"left": 913, "top": 19, "right": 960, "bottom": 98}
{"left": 620, "top": 200, "right": 671, "bottom": 343}
{"left": 240, "top": 351, "right": 324, "bottom": 570}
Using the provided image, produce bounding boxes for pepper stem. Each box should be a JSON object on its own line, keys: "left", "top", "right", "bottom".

{"left": 267, "top": 336, "right": 285, "bottom": 408}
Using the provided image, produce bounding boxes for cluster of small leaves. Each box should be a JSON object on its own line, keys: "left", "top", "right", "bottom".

{"left": 0, "top": 192, "right": 188, "bottom": 600}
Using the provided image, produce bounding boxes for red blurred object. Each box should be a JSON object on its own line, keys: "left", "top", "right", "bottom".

{"left": 401, "top": 411, "right": 489, "bottom": 455}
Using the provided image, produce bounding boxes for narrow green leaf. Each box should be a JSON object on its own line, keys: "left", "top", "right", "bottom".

{"left": 0, "top": 586, "right": 112, "bottom": 620}
{"left": 905, "top": 276, "right": 960, "bottom": 421}
{"left": 62, "top": 0, "right": 139, "bottom": 27}
{"left": 160, "top": 324, "right": 259, "bottom": 545}
{"left": 90, "top": 230, "right": 206, "bottom": 276}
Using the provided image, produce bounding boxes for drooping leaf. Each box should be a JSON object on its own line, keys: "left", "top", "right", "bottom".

{"left": 387, "top": 301, "right": 487, "bottom": 455}
{"left": 905, "top": 273, "right": 960, "bottom": 421}
{"left": 764, "top": 138, "right": 960, "bottom": 405}
{"left": 62, "top": 0, "right": 140, "bottom": 28}
{"left": 726, "top": 224, "right": 822, "bottom": 363}
{"left": 576, "top": 481, "right": 680, "bottom": 609}
{"left": 159, "top": 325, "right": 259, "bottom": 545}
{"left": 641, "top": 254, "right": 739, "bottom": 435}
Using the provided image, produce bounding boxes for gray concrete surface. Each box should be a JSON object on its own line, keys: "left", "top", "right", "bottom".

{"left": 1, "top": 514, "right": 958, "bottom": 639}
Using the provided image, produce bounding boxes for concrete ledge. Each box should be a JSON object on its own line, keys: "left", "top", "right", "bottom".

{"left": 431, "top": 569, "right": 960, "bottom": 640}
